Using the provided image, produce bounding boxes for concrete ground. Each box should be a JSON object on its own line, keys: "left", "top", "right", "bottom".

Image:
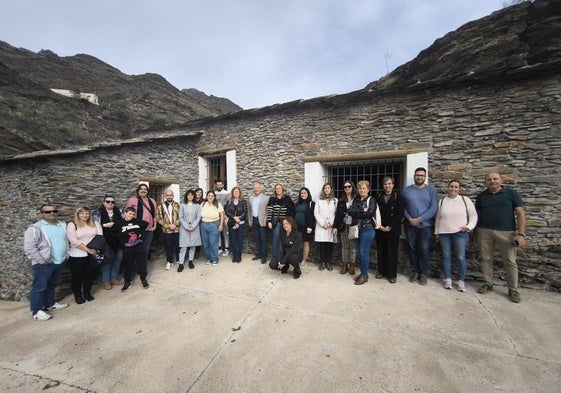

{"left": 1, "top": 253, "right": 560, "bottom": 393}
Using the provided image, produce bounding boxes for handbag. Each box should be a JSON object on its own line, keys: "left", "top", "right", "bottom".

{"left": 87, "top": 235, "right": 115, "bottom": 264}
{"left": 348, "top": 224, "right": 359, "bottom": 240}
{"left": 88, "top": 250, "right": 105, "bottom": 266}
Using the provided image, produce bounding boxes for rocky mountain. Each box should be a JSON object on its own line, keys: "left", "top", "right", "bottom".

{"left": 366, "top": 0, "right": 561, "bottom": 91}
{"left": 0, "top": 41, "right": 242, "bottom": 158}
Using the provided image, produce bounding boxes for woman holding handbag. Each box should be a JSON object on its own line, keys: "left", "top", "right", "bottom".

{"left": 67, "top": 206, "right": 103, "bottom": 303}
{"left": 347, "top": 180, "right": 380, "bottom": 285}
{"left": 334, "top": 180, "right": 357, "bottom": 275}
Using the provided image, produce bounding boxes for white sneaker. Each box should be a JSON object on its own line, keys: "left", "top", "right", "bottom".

{"left": 211, "top": 261, "right": 218, "bottom": 266}
{"left": 458, "top": 280, "right": 466, "bottom": 292}
{"left": 300, "top": 260, "right": 307, "bottom": 268}
{"left": 222, "top": 249, "right": 229, "bottom": 256}
{"left": 33, "top": 310, "right": 52, "bottom": 321}
{"left": 443, "top": 278, "right": 452, "bottom": 289}
{"left": 165, "top": 262, "right": 172, "bottom": 270}
{"left": 46, "top": 302, "right": 68, "bottom": 311}
{"left": 205, "top": 260, "right": 212, "bottom": 265}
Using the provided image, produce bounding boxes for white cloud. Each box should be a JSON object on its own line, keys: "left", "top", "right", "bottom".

{"left": 0, "top": 0, "right": 507, "bottom": 108}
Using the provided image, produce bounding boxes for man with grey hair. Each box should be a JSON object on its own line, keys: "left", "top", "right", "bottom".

{"left": 248, "top": 182, "right": 270, "bottom": 264}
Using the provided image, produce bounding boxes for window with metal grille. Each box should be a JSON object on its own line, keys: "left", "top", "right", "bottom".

{"left": 327, "top": 159, "right": 404, "bottom": 197}
{"left": 207, "top": 154, "right": 227, "bottom": 190}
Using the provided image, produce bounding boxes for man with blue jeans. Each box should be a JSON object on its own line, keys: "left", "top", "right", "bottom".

{"left": 402, "top": 168, "right": 439, "bottom": 285}
{"left": 23, "top": 204, "right": 69, "bottom": 321}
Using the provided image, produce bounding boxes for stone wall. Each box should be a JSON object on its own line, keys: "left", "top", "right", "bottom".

{"left": 0, "top": 137, "right": 200, "bottom": 300}
{"left": 1, "top": 73, "right": 560, "bottom": 300}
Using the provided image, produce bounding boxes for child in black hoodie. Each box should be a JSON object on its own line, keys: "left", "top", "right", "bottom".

{"left": 118, "top": 207, "right": 149, "bottom": 291}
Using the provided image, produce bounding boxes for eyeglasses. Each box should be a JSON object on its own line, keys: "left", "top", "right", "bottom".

{"left": 343, "top": 185, "right": 352, "bottom": 189}
{"left": 42, "top": 210, "right": 58, "bottom": 214}
{"left": 104, "top": 200, "right": 116, "bottom": 204}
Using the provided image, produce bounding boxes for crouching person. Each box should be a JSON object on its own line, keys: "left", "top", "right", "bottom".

{"left": 269, "top": 217, "right": 303, "bottom": 279}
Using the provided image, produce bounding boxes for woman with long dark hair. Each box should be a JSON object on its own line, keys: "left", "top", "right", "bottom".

{"left": 294, "top": 187, "right": 315, "bottom": 266}
{"left": 375, "top": 177, "right": 404, "bottom": 284}
{"left": 334, "top": 180, "right": 357, "bottom": 275}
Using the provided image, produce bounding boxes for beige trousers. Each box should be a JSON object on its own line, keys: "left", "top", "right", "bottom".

{"left": 476, "top": 228, "right": 518, "bottom": 290}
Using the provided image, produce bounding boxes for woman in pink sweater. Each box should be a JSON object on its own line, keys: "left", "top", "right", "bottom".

{"left": 435, "top": 180, "right": 478, "bottom": 292}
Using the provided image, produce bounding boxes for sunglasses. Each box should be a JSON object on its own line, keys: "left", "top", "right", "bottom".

{"left": 343, "top": 185, "right": 352, "bottom": 189}
{"left": 42, "top": 210, "right": 58, "bottom": 214}
{"left": 104, "top": 200, "right": 116, "bottom": 204}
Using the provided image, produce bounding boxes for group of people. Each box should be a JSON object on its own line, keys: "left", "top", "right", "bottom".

{"left": 23, "top": 169, "right": 526, "bottom": 321}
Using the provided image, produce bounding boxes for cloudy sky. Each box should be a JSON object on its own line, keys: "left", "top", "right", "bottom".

{"left": 1, "top": 1, "right": 509, "bottom": 109}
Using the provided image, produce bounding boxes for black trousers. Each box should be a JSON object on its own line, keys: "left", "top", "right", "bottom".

{"left": 69, "top": 256, "right": 95, "bottom": 297}
{"left": 269, "top": 254, "right": 300, "bottom": 272}
{"left": 376, "top": 231, "right": 400, "bottom": 279}
{"left": 163, "top": 232, "right": 180, "bottom": 263}
{"left": 318, "top": 242, "right": 334, "bottom": 264}
{"left": 123, "top": 245, "right": 147, "bottom": 283}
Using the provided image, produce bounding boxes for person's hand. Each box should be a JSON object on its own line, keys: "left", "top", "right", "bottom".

{"left": 515, "top": 234, "right": 526, "bottom": 247}
{"left": 409, "top": 218, "right": 420, "bottom": 227}
{"left": 268, "top": 222, "right": 272, "bottom": 229}
{"left": 278, "top": 262, "right": 285, "bottom": 270}
{"left": 169, "top": 224, "right": 177, "bottom": 231}
{"left": 104, "top": 222, "right": 115, "bottom": 228}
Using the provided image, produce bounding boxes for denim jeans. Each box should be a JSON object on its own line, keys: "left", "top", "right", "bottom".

{"left": 101, "top": 247, "right": 123, "bottom": 282}
{"left": 405, "top": 225, "right": 433, "bottom": 276}
{"left": 142, "top": 230, "right": 154, "bottom": 259}
{"left": 201, "top": 221, "right": 220, "bottom": 262}
{"left": 354, "top": 227, "right": 375, "bottom": 276}
{"left": 439, "top": 231, "right": 468, "bottom": 281}
{"left": 252, "top": 217, "right": 268, "bottom": 260}
{"left": 271, "top": 222, "right": 282, "bottom": 262}
{"left": 30, "top": 262, "right": 65, "bottom": 314}
{"left": 229, "top": 223, "right": 246, "bottom": 258}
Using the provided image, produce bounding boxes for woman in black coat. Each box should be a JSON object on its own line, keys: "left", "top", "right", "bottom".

{"left": 375, "top": 177, "right": 404, "bottom": 283}
{"left": 269, "top": 217, "right": 303, "bottom": 279}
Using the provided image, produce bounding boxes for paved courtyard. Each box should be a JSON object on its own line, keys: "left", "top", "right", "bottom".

{"left": 1, "top": 253, "right": 560, "bottom": 393}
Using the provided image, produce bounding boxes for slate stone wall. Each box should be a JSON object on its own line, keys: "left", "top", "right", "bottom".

{"left": 1, "top": 75, "right": 560, "bottom": 300}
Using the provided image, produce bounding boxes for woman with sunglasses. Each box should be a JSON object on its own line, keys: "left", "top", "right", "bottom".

{"left": 334, "top": 180, "right": 357, "bottom": 275}
{"left": 93, "top": 195, "right": 124, "bottom": 290}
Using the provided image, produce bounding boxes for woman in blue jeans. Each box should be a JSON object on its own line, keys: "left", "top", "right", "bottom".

{"left": 347, "top": 180, "right": 380, "bottom": 285}
{"left": 200, "top": 191, "right": 224, "bottom": 265}
{"left": 435, "top": 180, "right": 478, "bottom": 292}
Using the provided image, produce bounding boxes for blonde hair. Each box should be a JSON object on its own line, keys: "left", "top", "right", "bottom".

{"left": 357, "top": 180, "right": 370, "bottom": 190}
{"left": 74, "top": 206, "right": 94, "bottom": 228}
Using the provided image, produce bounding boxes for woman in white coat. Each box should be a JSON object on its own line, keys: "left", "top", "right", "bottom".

{"left": 178, "top": 189, "right": 202, "bottom": 272}
{"left": 314, "top": 183, "right": 338, "bottom": 271}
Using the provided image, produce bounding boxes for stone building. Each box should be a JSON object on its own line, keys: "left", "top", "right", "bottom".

{"left": 1, "top": 0, "right": 560, "bottom": 300}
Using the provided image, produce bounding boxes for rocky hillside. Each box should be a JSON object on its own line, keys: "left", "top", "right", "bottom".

{"left": 0, "top": 41, "right": 241, "bottom": 158}
{"left": 366, "top": 0, "right": 561, "bottom": 91}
